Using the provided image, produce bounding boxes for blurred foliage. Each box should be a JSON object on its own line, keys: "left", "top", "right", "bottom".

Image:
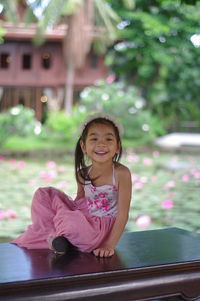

{"left": 2, "top": 135, "right": 68, "bottom": 152}
{"left": 106, "top": 0, "right": 200, "bottom": 130}
{"left": 45, "top": 107, "right": 87, "bottom": 143}
{"left": 0, "top": 105, "right": 40, "bottom": 146}
{"left": 0, "top": 27, "right": 5, "bottom": 43}
{"left": 80, "top": 80, "right": 166, "bottom": 145}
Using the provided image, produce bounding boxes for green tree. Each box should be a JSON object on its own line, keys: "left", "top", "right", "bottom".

{"left": 0, "top": 1, "right": 16, "bottom": 42}
{"left": 106, "top": 0, "right": 200, "bottom": 129}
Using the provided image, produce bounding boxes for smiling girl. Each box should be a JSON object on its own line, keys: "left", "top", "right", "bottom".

{"left": 12, "top": 113, "right": 132, "bottom": 257}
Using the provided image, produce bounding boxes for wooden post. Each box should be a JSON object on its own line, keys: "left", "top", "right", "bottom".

{"left": 35, "top": 88, "right": 42, "bottom": 121}
{"left": 13, "top": 88, "right": 19, "bottom": 107}
{"left": 64, "top": 61, "right": 75, "bottom": 115}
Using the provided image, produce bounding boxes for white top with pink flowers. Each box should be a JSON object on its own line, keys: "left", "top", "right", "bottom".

{"left": 84, "top": 165, "right": 118, "bottom": 217}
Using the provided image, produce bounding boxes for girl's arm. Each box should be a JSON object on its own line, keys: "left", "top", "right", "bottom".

{"left": 93, "top": 166, "right": 132, "bottom": 257}
{"left": 75, "top": 182, "right": 85, "bottom": 200}
{"left": 75, "top": 172, "right": 85, "bottom": 200}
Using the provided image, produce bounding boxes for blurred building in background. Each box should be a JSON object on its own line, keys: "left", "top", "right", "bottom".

{"left": 0, "top": 2, "right": 108, "bottom": 121}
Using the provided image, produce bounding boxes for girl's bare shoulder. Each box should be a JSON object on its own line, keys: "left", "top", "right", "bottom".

{"left": 114, "top": 162, "right": 131, "bottom": 180}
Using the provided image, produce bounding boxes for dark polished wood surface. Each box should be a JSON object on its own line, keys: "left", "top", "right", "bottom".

{"left": 0, "top": 227, "right": 200, "bottom": 300}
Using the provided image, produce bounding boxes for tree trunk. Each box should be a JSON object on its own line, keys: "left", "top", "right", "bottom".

{"left": 62, "top": 1, "right": 94, "bottom": 114}
{"left": 64, "top": 61, "right": 75, "bottom": 114}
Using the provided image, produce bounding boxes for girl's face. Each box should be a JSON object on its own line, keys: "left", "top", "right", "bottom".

{"left": 80, "top": 123, "right": 120, "bottom": 164}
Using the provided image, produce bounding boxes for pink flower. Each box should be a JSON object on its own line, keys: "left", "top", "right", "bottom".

{"left": 106, "top": 73, "right": 116, "bottom": 83}
{"left": 131, "top": 173, "right": 138, "bottom": 182}
{"left": 94, "top": 199, "right": 101, "bottom": 208}
{"left": 140, "top": 176, "right": 148, "bottom": 183}
{"left": 152, "top": 151, "right": 160, "bottom": 157}
{"left": 102, "top": 199, "right": 110, "bottom": 211}
{"left": 56, "top": 181, "right": 68, "bottom": 188}
{"left": 133, "top": 182, "right": 144, "bottom": 190}
{"left": 48, "top": 170, "right": 58, "bottom": 178}
{"left": 28, "top": 179, "right": 36, "bottom": 186}
{"left": 143, "top": 158, "right": 153, "bottom": 166}
{"left": 163, "top": 181, "right": 176, "bottom": 190}
{"left": 48, "top": 170, "right": 57, "bottom": 177}
{"left": 0, "top": 210, "right": 5, "bottom": 220}
{"left": 190, "top": 168, "right": 200, "bottom": 179}
{"left": 18, "top": 161, "right": 26, "bottom": 168}
{"left": 102, "top": 198, "right": 109, "bottom": 206}
{"left": 98, "top": 192, "right": 106, "bottom": 198}
{"left": 0, "top": 156, "right": 4, "bottom": 162}
{"left": 194, "top": 171, "right": 200, "bottom": 179}
{"left": 9, "top": 159, "right": 16, "bottom": 165}
{"left": 181, "top": 174, "right": 190, "bottom": 182}
{"left": 136, "top": 215, "right": 151, "bottom": 227}
{"left": 151, "top": 176, "right": 157, "bottom": 183}
{"left": 87, "top": 200, "right": 93, "bottom": 207}
{"left": 190, "top": 168, "right": 197, "bottom": 175}
{"left": 58, "top": 166, "right": 66, "bottom": 172}
{"left": 112, "top": 186, "right": 117, "bottom": 191}
{"left": 46, "top": 161, "right": 56, "bottom": 168}
{"left": 127, "top": 154, "right": 139, "bottom": 162}
{"left": 104, "top": 205, "right": 110, "bottom": 211}
{"left": 5, "top": 209, "right": 17, "bottom": 218}
{"left": 39, "top": 171, "right": 47, "bottom": 177}
{"left": 39, "top": 170, "right": 57, "bottom": 180}
{"left": 161, "top": 200, "right": 174, "bottom": 210}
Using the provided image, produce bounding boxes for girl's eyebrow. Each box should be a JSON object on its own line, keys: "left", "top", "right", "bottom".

{"left": 89, "top": 132, "right": 114, "bottom": 136}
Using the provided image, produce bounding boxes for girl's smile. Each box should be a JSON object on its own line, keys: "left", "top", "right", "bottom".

{"left": 81, "top": 123, "right": 120, "bottom": 163}
{"left": 95, "top": 151, "right": 108, "bottom": 156}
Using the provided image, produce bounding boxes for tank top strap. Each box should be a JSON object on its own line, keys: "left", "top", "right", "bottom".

{"left": 84, "top": 166, "right": 92, "bottom": 185}
{"left": 87, "top": 166, "right": 92, "bottom": 175}
{"left": 112, "top": 164, "right": 116, "bottom": 186}
{"left": 85, "top": 165, "right": 116, "bottom": 186}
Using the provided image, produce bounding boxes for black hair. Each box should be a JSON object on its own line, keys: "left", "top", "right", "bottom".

{"left": 75, "top": 117, "right": 122, "bottom": 185}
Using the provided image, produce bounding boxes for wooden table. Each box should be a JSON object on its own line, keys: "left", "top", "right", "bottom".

{"left": 0, "top": 227, "right": 200, "bottom": 301}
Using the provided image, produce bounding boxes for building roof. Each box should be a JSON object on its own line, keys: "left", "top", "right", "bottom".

{"left": 1, "top": 22, "right": 67, "bottom": 41}
{"left": 1, "top": 22, "right": 104, "bottom": 42}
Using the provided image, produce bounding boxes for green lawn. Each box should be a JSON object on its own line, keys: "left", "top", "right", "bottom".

{"left": 0, "top": 149, "right": 200, "bottom": 242}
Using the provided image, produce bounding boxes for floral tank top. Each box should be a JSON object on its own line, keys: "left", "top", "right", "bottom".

{"left": 84, "top": 165, "right": 118, "bottom": 217}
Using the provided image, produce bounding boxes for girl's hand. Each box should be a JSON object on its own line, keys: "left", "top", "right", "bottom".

{"left": 93, "top": 247, "right": 115, "bottom": 257}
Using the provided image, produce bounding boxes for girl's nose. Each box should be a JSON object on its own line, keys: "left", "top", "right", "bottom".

{"left": 97, "top": 139, "right": 106, "bottom": 146}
